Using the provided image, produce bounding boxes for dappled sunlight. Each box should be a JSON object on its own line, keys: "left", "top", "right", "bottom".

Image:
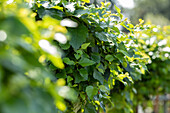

{"left": 38, "top": 39, "right": 58, "bottom": 55}
{"left": 0, "top": 30, "right": 7, "bottom": 41}
{"left": 54, "top": 33, "right": 67, "bottom": 44}
{"left": 158, "top": 39, "right": 167, "bottom": 46}
{"left": 65, "top": 2, "right": 76, "bottom": 12}
{"left": 6, "top": 0, "right": 13, "bottom": 4}
{"left": 60, "top": 18, "right": 78, "bottom": 28}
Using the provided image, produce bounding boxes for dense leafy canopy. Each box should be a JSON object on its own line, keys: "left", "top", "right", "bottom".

{"left": 0, "top": 0, "right": 170, "bottom": 113}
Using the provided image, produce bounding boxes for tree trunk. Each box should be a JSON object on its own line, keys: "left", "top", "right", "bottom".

{"left": 153, "top": 95, "right": 159, "bottom": 113}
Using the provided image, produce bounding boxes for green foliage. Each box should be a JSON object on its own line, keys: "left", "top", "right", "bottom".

{"left": 78, "top": 58, "right": 96, "bottom": 67}
{"left": 0, "top": 0, "right": 76, "bottom": 112}
{"left": 84, "top": 103, "right": 97, "bottom": 113}
{"left": 86, "top": 86, "right": 98, "bottom": 100}
{"left": 132, "top": 23, "right": 170, "bottom": 110}
{"left": 1, "top": 0, "right": 169, "bottom": 113}
{"left": 68, "top": 24, "right": 88, "bottom": 50}
{"left": 28, "top": 1, "right": 147, "bottom": 112}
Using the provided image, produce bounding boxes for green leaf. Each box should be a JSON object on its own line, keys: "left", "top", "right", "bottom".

{"left": 86, "top": 86, "right": 98, "bottom": 100}
{"left": 93, "top": 69, "right": 104, "bottom": 84}
{"left": 139, "top": 63, "right": 148, "bottom": 71}
{"left": 74, "top": 72, "right": 84, "bottom": 83}
{"left": 0, "top": 17, "right": 29, "bottom": 37}
{"left": 74, "top": 54, "right": 81, "bottom": 60}
{"left": 118, "top": 13, "right": 123, "bottom": 19}
{"left": 112, "top": 26, "right": 120, "bottom": 33}
{"left": 76, "top": 50, "right": 83, "bottom": 55}
{"left": 74, "top": 50, "right": 83, "bottom": 60}
{"left": 67, "top": 76, "right": 73, "bottom": 82}
{"left": 74, "top": 9, "right": 89, "bottom": 17}
{"left": 80, "top": 92, "right": 86, "bottom": 100}
{"left": 78, "top": 58, "right": 95, "bottom": 67}
{"left": 122, "top": 61, "right": 127, "bottom": 68}
{"left": 100, "top": 101, "right": 106, "bottom": 113}
{"left": 66, "top": 67, "right": 73, "bottom": 74}
{"left": 96, "top": 63, "right": 105, "bottom": 74}
{"left": 63, "top": 58, "right": 75, "bottom": 65}
{"left": 37, "top": 8, "right": 63, "bottom": 19}
{"left": 79, "top": 68, "right": 88, "bottom": 80}
{"left": 104, "top": 68, "right": 110, "bottom": 81}
{"left": 82, "top": 0, "right": 90, "bottom": 3}
{"left": 95, "top": 32, "right": 108, "bottom": 41}
{"left": 91, "top": 53, "right": 100, "bottom": 63}
{"left": 81, "top": 43, "right": 90, "bottom": 49}
{"left": 59, "top": 43, "right": 70, "bottom": 50}
{"left": 56, "top": 69, "right": 67, "bottom": 78}
{"left": 128, "top": 49, "right": 135, "bottom": 57}
{"left": 84, "top": 103, "right": 97, "bottom": 113}
{"left": 48, "top": 55, "right": 64, "bottom": 69}
{"left": 68, "top": 24, "right": 88, "bottom": 50}
{"left": 105, "top": 55, "right": 114, "bottom": 62}
{"left": 118, "top": 42, "right": 126, "bottom": 51}
{"left": 115, "top": 53, "right": 124, "bottom": 63}
{"left": 99, "top": 85, "right": 109, "bottom": 93}
{"left": 82, "top": 52, "right": 90, "bottom": 58}
{"left": 119, "top": 50, "right": 130, "bottom": 57}
{"left": 114, "top": 5, "right": 121, "bottom": 14}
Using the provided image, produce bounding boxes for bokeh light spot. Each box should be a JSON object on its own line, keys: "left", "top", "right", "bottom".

{"left": 60, "top": 18, "right": 78, "bottom": 27}
{"left": 0, "top": 30, "right": 7, "bottom": 42}
{"left": 55, "top": 101, "right": 66, "bottom": 111}
{"left": 54, "top": 33, "right": 67, "bottom": 44}
{"left": 39, "top": 40, "right": 57, "bottom": 55}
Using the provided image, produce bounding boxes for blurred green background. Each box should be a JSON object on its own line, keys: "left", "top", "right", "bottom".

{"left": 0, "top": 0, "right": 170, "bottom": 113}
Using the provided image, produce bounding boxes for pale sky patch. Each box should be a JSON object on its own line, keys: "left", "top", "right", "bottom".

{"left": 117, "top": 0, "right": 135, "bottom": 9}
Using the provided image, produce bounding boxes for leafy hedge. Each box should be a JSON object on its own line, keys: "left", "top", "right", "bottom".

{"left": 33, "top": 1, "right": 148, "bottom": 112}
{"left": 132, "top": 24, "right": 170, "bottom": 111}
{"left": 0, "top": 0, "right": 170, "bottom": 113}
{"left": 106, "top": 23, "right": 170, "bottom": 113}
{"left": 0, "top": 1, "right": 75, "bottom": 113}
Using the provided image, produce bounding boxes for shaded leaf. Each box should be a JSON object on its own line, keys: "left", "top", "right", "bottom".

{"left": 99, "top": 85, "right": 109, "bottom": 93}
{"left": 91, "top": 52, "right": 101, "bottom": 63}
{"left": 104, "top": 68, "right": 110, "bottom": 81}
{"left": 96, "top": 63, "right": 105, "bottom": 74}
{"left": 78, "top": 58, "right": 95, "bottom": 67}
{"left": 74, "top": 72, "right": 84, "bottom": 83}
{"left": 59, "top": 43, "right": 70, "bottom": 50}
{"left": 63, "top": 57, "right": 75, "bottom": 65}
{"left": 95, "top": 32, "right": 108, "bottom": 41}
{"left": 84, "top": 103, "right": 97, "bottom": 113}
{"left": 86, "top": 86, "right": 98, "bottom": 100}
{"left": 74, "top": 9, "right": 89, "bottom": 17}
{"left": 56, "top": 69, "right": 66, "bottom": 78}
{"left": 37, "top": 8, "right": 63, "bottom": 19}
{"left": 79, "top": 68, "right": 88, "bottom": 80}
{"left": 105, "top": 55, "right": 114, "bottom": 62}
{"left": 93, "top": 69, "right": 104, "bottom": 84}
{"left": 68, "top": 24, "right": 88, "bottom": 50}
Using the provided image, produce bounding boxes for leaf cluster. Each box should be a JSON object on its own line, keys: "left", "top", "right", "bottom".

{"left": 29, "top": 1, "right": 148, "bottom": 112}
